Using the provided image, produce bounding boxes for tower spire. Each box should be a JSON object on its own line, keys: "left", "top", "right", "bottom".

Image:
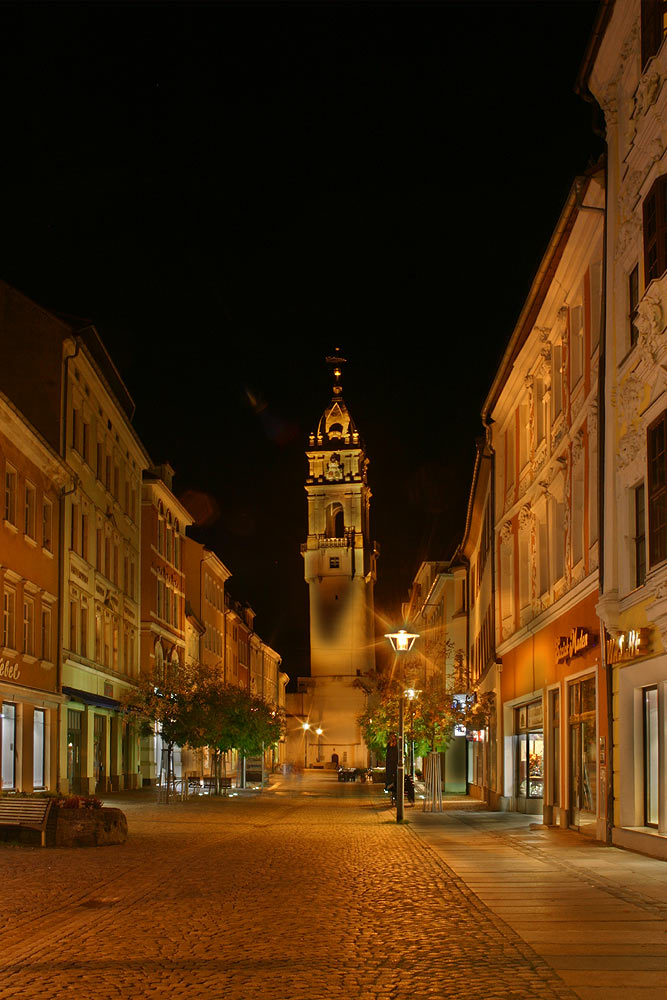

{"left": 325, "top": 347, "right": 347, "bottom": 399}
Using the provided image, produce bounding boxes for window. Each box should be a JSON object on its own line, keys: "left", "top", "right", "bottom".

{"left": 41, "top": 604, "right": 52, "bottom": 661}
{"left": 23, "top": 597, "right": 34, "bottom": 655}
{"left": 506, "top": 423, "right": 515, "bottom": 492}
{"left": 69, "top": 600, "right": 77, "bottom": 653}
{"left": 2, "top": 703, "right": 16, "bottom": 789}
{"left": 80, "top": 606, "right": 88, "bottom": 658}
{"left": 70, "top": 504, "right": 78, "bottom": 552}
{"left": 329, "top": 557, "right": 340, "bottom": 569}
{"left": 33, "top": 708, "right": 45, "bottom": 789}
{"left": 519, "top": 402, "right": 529, "bottom": 469}
{"left": 572, "top": 460, "right": 584, "bottom": 567}
{"left": 535, "top": 379, "right": 545, "bottom": 447}
{"left": 96, "top": 527, "right": 103, "bottom": 571}
{"left": 570, "top": 304, "right": 584, "bottom": 387}
{"left": 157, "top": 518, "right": 165, "bottom": 555}
{"left": 643, "top": 686, "right": 659, "bottom": 826}
{"left": 648, "top": 412, "right": 667, "bottom": 566}
{"left": 174, "top": 534, "right": 180, "bottom": 569}
{"left": 643, "top": 175, "right": 667, "bottom": 283}
{"left": 82, "top": 421, "right": 90, "bottom": 463}
{"left": 2, "top": 588, "right": 15, "bottom": 649}
{"left": 95, "top": 610, "right": 102, "bottom": 662}
{"left": 4, "top": 465, "right": 16, "bottom": 524}
{"left": 42, "top": 497, "right": 53, "bottom": 551}
{"left": 635, "top": 483, "right": 647, "bottom": 587}
{"left": 641, "top": 0, "right": 667, "bottom": 70}
{"left": 628, "top": 265, "right": 640, "bottom": 350}
{"left": 71, "top": 406, "right": 79, "bottom": 452}
{"left": 24, "top": 482, "right": 36, "bottom": 538}
{"left": 96, "top": 442, "right": 104, "bottom": 481}
{"left": 552, "top": 344, "right": 563, "bottom": 420}
{"left": 590, "top": 260, "right": 602, "bottom": 352}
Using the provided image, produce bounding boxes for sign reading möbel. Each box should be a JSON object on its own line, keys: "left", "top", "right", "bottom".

{"left": 555, "top": 627, "right": 594, "bottom": 664}
{"left": 0, "top": 657, "right": 21, "bottom": 681}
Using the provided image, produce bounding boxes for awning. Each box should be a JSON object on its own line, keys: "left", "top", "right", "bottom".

{"left": 62, "top": 686, "right": 121, "bottom": 711}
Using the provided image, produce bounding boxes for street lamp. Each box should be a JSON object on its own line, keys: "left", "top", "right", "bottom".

{"left": 302, "top": 722, "right": 310, "bottom": 769}
{"left": 315, "top": 726, "right": 323, "bottom": 763}
{"left": 385, "top": 629, "right": 419, "bottom": 822}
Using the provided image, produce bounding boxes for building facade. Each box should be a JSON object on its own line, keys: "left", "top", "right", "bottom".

{"left": 456, "top": 436, "right": 500, "bottom": 805}
{"left": 483, "top": 170, "right": 605, "bottom": 836}
{"left": 0, "top": 391, "right": 67, "bottom": 793}
{"left": 139, "top": 464, "right": 192, "bottom": 785}
{"left": 587, "top": 0, "right": 667, "bottom": 858}
{"left": 0, "top": 283, "right": 150, "bottom": 794}
{"left": 402, "top": 560, "right": 468, "bottom": 792}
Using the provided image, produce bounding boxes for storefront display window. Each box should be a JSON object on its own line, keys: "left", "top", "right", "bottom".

{"left": 644, "top": 686, "right": 659, "bottom": 827}
{"left": 516, "top": 702, "right": 544, "bottom": 799}
{"left": 67, "top": 708, "right": 82, "bottom": 793}
{"left": 568, "top": 675, "right": 597, "bottom": 827}
{"left": 33, "top": 708, "right": 45, "bottom": 789}
{"left": 550, "top": 689, "right": 560, "bottom": 807}
{"left": 1, "top": 703, "right": 16, "bottom": 789}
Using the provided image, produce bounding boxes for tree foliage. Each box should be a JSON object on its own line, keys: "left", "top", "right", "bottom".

{"left": 357, "top": 667, "right": 495, "bottom": 757}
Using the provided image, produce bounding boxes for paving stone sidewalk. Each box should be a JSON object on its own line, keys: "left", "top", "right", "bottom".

{"left": 0, "top": 773, "right": 649, "bottom": 1000}
{"left": 407, "top": 802, "right": 667, "bottom": 1000}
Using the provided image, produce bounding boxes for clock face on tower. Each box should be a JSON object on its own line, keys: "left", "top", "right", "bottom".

{"left": 325, "top": 453, "right": 343, "bottom": 481}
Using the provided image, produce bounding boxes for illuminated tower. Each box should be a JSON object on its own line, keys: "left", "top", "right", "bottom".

{"left": 289, "top": 350, "right": 377, "bottom": 769}
{"left": 303, "top": 350, "right": 377, "bottom": 677}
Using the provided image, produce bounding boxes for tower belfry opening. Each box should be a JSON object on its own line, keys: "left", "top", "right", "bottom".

{"left": 285, "top": 350, "right": 378, "bottom": 770}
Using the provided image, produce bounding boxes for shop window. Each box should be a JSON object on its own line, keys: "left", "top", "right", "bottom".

{"left": 643, "top": 686, "right": 659, "bottom": 827}
{"left": 1, "top": 703, "right": 16, "bottom": 789}
{"left": 643, "top": 175, "right": 667, "bottom": 283}
{"left": 33, "top": 708, "right": 45, "bottom": 789}
{"left": 515, "top": 702, "right": 544, "bottom": 799}
{"left": 641, "top": 0, "right": 667, "bottom": 70}
{"left": 648, "top": 412, "right": 667, "bottom": 566}
{"left": 568, "top": 676, "right": 597, "bottom": 826}
{"left": 550, "top": 690, "right": 560, "bottom": 808}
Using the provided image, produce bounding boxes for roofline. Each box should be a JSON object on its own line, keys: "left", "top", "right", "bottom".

{"left": 574, "top": 0, "right": 616, "bottom": 97}
{"left": 481, "top": 169, "right": 601, "bottom": 424}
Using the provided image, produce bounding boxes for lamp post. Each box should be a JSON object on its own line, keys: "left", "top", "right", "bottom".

{"left": 385, "top": 629, "right": 419, "bottom": 823}
{"left": 302, "top": 722, "right": 310, "bottom": 769}
{"left": 315, "top": 726, "right": 323, "bottom": 763}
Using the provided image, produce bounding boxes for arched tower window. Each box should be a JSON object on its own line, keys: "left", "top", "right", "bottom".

{"left": 326, "top": 502, "right": 345, "bottom": 538}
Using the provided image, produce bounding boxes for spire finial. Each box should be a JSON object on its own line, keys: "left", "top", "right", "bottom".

{"left": 325, "top": 347, "right": 347, "bottom": 396}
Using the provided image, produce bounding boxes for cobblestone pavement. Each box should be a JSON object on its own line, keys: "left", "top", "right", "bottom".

{"left": 0, "top": 773, "right": 580, "bottom": 1000}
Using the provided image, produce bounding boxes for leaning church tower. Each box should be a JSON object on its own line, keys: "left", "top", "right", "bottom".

{"left": 287, "top": 350, "right": 378, "bottom": 769}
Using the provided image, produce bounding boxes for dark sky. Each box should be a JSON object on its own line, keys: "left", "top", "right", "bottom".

{"left": 1, "top": 1, "right": 603, "bottom": 680}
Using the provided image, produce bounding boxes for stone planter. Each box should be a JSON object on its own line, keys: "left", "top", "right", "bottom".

{"left": 48, "top": 806, "right": 128, "bottom": 848}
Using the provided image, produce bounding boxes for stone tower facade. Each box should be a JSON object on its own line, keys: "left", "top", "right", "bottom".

{"left": 286, "top": 351, "right": 377, "bottom": 769}
{"left": 303, "top": 350, "right": 377, "bottom": 678}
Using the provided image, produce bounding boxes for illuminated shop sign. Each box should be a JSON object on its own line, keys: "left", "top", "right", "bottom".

{"left": 0, "top": 657, "right": 21, "bottom": 681}
{"left": 555, "top": 627, "right": 595, "bottom": 664}
{"left": 605, "top": 628, "right": 650, "bottom": 665}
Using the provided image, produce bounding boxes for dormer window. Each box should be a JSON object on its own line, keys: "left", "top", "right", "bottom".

{"left": 329, "top": 423, "right": 343, "bottom": 438}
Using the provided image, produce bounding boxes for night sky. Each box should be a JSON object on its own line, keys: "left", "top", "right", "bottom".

{"left": 1, "top": 1, "right": 603, "bottom": 681}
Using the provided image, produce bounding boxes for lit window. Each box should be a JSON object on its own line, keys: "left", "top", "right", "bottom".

{"left": 2, "top": 589, "right": 15, "bottom": 649}
{"left": 24, "top": 482, "right": 36, "bottom": 538}
{"left": 4, "top": 465, "right": 16, "bottom": 524}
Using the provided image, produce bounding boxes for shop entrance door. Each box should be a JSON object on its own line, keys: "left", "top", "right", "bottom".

{"left": 67, "top": 709, "right": 82, "bottom": 793}
{"left": 568, "top": 675, "right": 597, "bottom": 833}
{"left": 93, "top": 715, "right": 106, "bottom": 793}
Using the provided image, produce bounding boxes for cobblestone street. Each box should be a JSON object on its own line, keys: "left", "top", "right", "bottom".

{"left": 1, "top": 772, "right": 665, "bottom": 1000}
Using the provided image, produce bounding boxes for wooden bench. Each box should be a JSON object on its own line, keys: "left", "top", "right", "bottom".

{"left": 0, "top": 798, "right": 53, "bottom": 846}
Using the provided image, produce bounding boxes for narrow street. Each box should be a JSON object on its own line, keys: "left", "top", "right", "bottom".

{"left": 1, "top": 772, "right": 666, "bottom": 1000}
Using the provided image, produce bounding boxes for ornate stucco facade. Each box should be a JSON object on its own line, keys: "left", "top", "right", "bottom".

{"left": 587, "top": 0, "right": 667, "bottom": 858}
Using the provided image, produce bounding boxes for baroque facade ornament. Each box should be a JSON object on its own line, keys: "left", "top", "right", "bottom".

{"left": 618, "top": 427, "right": 645, "bottom": 470}
{"left": 631, "top": 72, "right": 662, "bottom": 124}
{"left": 518, "top": 504, "right": 533, "bottom": 531}
{"left": 500, "top": 521, "right": 513, "bottom": 544}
